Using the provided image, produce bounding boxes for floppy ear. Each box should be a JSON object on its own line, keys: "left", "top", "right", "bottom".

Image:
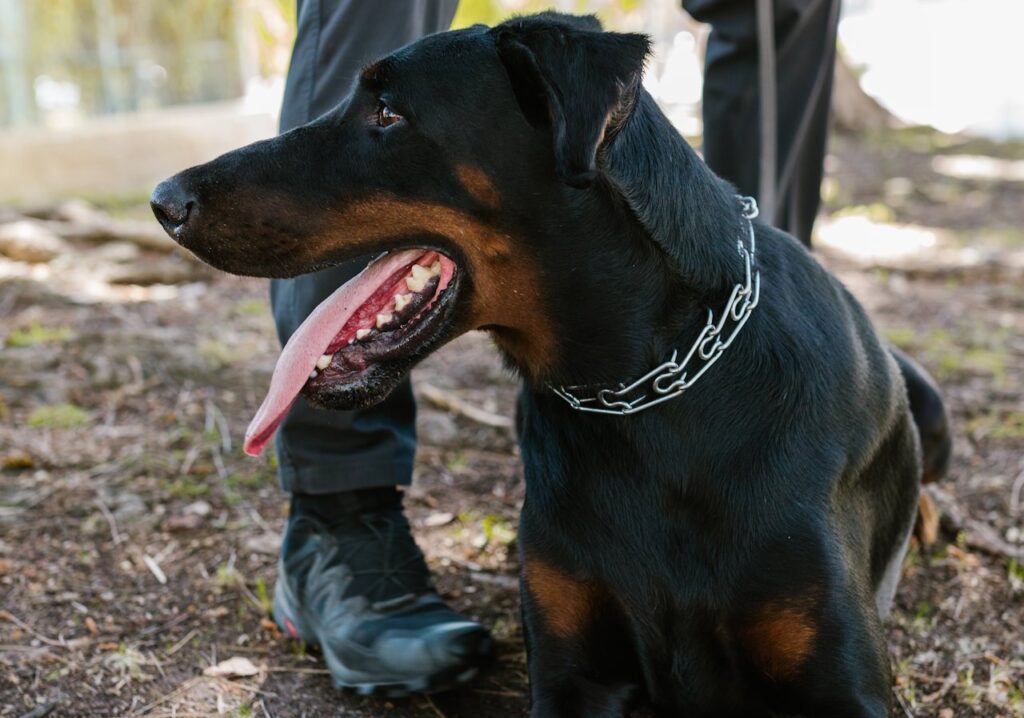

{"left": 491, "top": 14, "right": 650, "bottom": 188}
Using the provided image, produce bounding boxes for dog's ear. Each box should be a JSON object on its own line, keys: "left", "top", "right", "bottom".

{"left": 492, "top": 14, "right": 650, "bottom": 188}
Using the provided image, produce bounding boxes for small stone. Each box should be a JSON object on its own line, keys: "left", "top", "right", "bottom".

{"left": 161, "top": 513, "right": 202, "bottom": 532}
{"left": 244, "top": 532, "right": 281, "bottom": 556}
{"left": 0, "top": 221, "right": 67, "bottom": 262}
{"left": 417, "top": 410, "right": 458, "bottom": 446}
{"left": 423, "top": 512, "right": 454, "bottom": 528}
{"left": 183, "top": 500, "right": 212, "bottom": 517}
{"left": 110, "top": 491, "right": 146, "bottom": 522}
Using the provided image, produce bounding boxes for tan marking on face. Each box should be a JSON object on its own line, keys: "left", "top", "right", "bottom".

{"left": 360, "top": 63, "right": 381, "bottom": 82}
{"left": 738, "top": 601, "right": 817, "bottom": 681}
{"left": 523, "top": 557, "right": 595, "bottom": 638}
{"left": 316, "top": 196, "right": 556, "bottom": 376}
{"left": 455, "top": 165, "right": 501, "bottom": 209}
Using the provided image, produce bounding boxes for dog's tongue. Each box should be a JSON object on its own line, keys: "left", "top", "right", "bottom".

{"left": 244, "top": 249, "right": 425, "bottom": 456}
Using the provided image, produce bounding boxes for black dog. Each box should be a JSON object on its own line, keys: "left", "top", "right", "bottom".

{"left": 152, "top": 13, "right": 950, "bottom": 717}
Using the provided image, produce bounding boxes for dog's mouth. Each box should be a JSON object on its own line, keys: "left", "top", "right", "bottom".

{"left": 244, "top": 248, "right": 459, "bottom": 456}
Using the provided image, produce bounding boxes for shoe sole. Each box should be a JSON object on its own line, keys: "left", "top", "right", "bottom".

{"left": 272, "top": 580, "right": 491, "bottom": 697}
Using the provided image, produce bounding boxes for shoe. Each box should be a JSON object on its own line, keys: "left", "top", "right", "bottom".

{"left": 272, "top": 488, "right": 493, "bottom": 696}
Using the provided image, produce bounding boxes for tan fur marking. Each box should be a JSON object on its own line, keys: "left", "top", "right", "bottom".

{"left": 455, "top": 165, "right": 501, "bottom": 209}
{"left": 739, "top": 602, "right": 817, "bottom": 681}
{"left": 523, "top": 557, "right": 595, "bottom": 639}
{"left": 915, "top": 491, "right": 939, "bottom": 547}
{"left": 316, "top": 197, "right": 556, "bottom": 376}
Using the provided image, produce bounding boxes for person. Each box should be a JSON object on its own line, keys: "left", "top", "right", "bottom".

{"left": 268, "top": 0, "right": 840, "bottom": 693}
{"left": 685, "top": 0, "right": 841, "bottom": 247}
{"left": 267, "top": 0, "right": 493, "bottom": 695}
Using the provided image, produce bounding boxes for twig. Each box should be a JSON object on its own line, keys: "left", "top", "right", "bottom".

{"left": 0, "top": 611, "right": 66, "bottom": 648}
{"left": 130, "top": 677, "right": 197, "bottom": 715}
{"left": 139, "top": 612, "right": 190, "bottom": 638}
{"left": 165, "top": 628, "right": 197, "bottom": 656}
{"left": 179, "top": 444, "right": 201, "bottom": 476}
{"left": 932, "top": 489, "right": 1024, "bottom": 559}
{"left": 418, "top": 382, "right": 514, "bottom": 429}
{"left": 247, "top": 509, "right": 274, "bottom": 534}
{"left": 920, "top": 672, "right": 957, "bottom": 704}
{"left": 94, "top": 497, "right": 123, "bottom": 545}
{"left": 892, "top": 686, "right": 915, "bottom": 717}
{"left": 471, "top": 688, "right": 521, "bottom": 697}
{"left": 1010, "top": 463, "right": 1024, "bottom": 516}
{"left": 263, "top": 666, "right": 331, "bottom": 675}
{"left": 423, "top": 695, "right": 448, "bottom": 718}
{"left": 210, "top": 399, "right": 232, "bottom": 454}
{"left": 260, "top": 698, "right": 274, "bottom": 718}
{"left": 148, "top": 650, "right": 167, "bottom": 680}
{"left": 143, "top": 555, "right": 168, "bottom": 584}
{"left": 16, "top": 698, "right": 61, "bottom": 718}
{"left": 211, "top": 676, "right": 277, "bottom": 698}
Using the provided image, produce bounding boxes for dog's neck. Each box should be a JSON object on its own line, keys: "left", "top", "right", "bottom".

{"left": 519, "top": 92, "right": 753, "bottom": 390}
{"left": 602, "top": 91, "right": 748, "bottom": 294}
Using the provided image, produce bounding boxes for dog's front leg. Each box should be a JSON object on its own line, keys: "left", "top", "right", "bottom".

{"left": 520, "top": 554, "right": 636, "bottom": 718}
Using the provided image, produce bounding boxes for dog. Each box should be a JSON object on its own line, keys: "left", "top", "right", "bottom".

{"left": 151, "top": 12, "right": 951, "bottom": 717}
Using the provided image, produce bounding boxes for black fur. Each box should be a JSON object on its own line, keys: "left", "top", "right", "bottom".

{"left": 151, "top": 13, "right": 951, "bottom": 717}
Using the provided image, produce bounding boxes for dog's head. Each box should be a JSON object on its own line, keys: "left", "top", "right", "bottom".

{"left": 151, "top": 13, "right": 656, "bottom": 454}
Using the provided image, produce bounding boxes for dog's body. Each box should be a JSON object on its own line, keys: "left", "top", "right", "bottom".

{"left": 152, "top": 13, "right": 950, "bottom": 717}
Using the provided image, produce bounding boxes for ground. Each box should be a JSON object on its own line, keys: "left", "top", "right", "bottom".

{"left": 1, "top": 126, "right": 1022, "bottom": 717}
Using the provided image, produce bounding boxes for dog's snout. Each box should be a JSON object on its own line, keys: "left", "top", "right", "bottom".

{"left": 150, "top": 179, "right": 198, "bottom": 237}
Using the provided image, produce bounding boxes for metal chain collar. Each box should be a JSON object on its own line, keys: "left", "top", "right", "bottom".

{"left": 549, "top": 196, "right": 761, "bottom": 416}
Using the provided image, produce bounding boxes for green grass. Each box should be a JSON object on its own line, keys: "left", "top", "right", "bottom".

{"left": 6, "top": 323, "right": 73, "bottom": 347}
{"left": 27, "top": 403, "right": 90, "bottom": 428}
{"left": 165, "top": 477, "right": 210, "bottom": 499}
{"left": 255, "top": 577, "right": 272, "bottom": 614}
{"left": 993, "top": 411, "right": 1024, "bottom": 439}
{"left": 198, "top": 338, "right": 238, "bottom": 368}
{"left": 233, "top": 298, "right": 268, "bottom": 316}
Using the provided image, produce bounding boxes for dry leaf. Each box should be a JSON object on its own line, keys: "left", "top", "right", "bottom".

{"left": 203, "top": 656, "right": 261, "bottom": 678}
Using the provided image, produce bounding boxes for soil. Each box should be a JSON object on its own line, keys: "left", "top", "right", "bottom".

{"left": 1, "top": 126, "right": 1022, "bottom": 717}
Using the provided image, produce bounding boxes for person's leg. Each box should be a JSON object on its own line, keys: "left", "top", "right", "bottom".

{"left": 274, "top": 0, "right": 461, "bottom": 494}
{"left": 684, "top": 0, "right": 841, "bottom": 247}
{"left": 269, "top": 0, "right": 493, "bottom": 695}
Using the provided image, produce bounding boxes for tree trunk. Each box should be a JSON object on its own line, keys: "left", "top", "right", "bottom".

{"left": 831, "top": 51, "right": 895, "bottom": 133}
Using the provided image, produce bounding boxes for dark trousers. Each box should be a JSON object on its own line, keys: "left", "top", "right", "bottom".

{"left": 271, "top": 0, "right": 458, "bottom": 494}
{"left": 686, "top": 0, "right": 840, "bottom": 247}
{"left": 272, "top": 0, "right": 837, "bottom": 493}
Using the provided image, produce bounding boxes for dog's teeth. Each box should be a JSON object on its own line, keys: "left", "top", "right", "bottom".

{"left": 406, "top": 276, "right": 427, "bottom": 292}
{"left": 376, "top": 312, "right": 393, "bottom": 329}
{"left": 309, "top": 369, "right": 318, "bottom": 379}
{"left": 394, "top": 293, "right": 412, "bottom": 311}
{"left": 356, "top": 328, "right": 371, "bottom": 340}
{"left": 406, "top": 266, "right": 429, "bottom": 293}
{"left": 315, "top": 354, "right": 332, "bottom": 370}
{"left": 429, "top": 260, "right": 441, "bottom": 276}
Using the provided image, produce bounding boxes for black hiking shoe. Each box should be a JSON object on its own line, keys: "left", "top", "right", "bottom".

{"left": 272, "top": 488, "right": 493, "bottom": 696}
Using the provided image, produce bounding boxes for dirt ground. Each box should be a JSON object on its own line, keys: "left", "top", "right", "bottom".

{"left": 2, "top": 126, "right": 1023, "bottom": 717}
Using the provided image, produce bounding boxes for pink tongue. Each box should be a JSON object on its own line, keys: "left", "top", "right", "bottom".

{"left": 244, "top": 249, "right": 427, "bottom": 456}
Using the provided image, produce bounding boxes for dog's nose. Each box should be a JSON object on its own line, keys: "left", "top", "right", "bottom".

{"left": 150, "top": 179, "right": 198, "bottom": 236}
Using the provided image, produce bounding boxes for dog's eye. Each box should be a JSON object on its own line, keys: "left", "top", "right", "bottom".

{"left": 376, "top": 101, "right": 402, "bottom": 128}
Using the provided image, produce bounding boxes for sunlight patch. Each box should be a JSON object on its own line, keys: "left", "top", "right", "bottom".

{"left": 816, "top": 216, "right": 941, "bottom": 262}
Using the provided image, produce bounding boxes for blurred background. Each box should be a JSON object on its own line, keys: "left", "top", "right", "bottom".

{"left": 1, "top": 2, "right": 1022, "bottom": 717}
{"left": 2, "top": 0, "right": 1023, "bottom": 202}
